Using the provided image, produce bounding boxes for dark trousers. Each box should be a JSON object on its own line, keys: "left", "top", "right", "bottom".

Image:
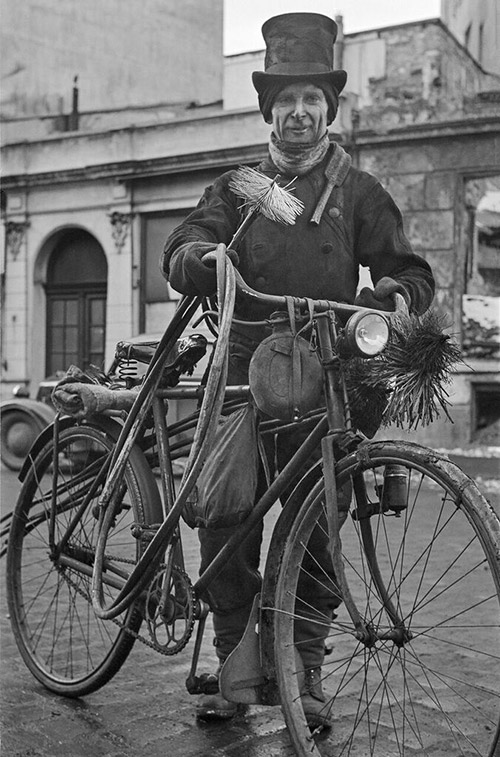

{"left": 198, "top": 340, "right": 347, "bottom": 669}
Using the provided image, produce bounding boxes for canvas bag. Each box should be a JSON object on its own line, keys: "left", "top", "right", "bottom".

{"left": 183, "top": 402, "right": 265, "bottom": 529}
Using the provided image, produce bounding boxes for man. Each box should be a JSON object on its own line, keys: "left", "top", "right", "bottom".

{"left": 162, "top": 13, "right": 434, "bottom": 727}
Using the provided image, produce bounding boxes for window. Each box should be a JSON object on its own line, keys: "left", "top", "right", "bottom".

{"left": 141, "top": 210, "right": 193, "bottom": 304}
{"left": 472, "top": 384, "right": 500, "bottom": 443}
{"left": 464, "top": 23, "right": 472, "bottom": 51}
{"left": 478, "top": 23, "right": 484, "bottom": 65}
{"left": 46, "top": 230, "right": 107, "bottom": 374}
{"left": 140, "top": 209, "right": 194, "bottom": 331}
{"left": 462, "top": 176, "right": 500, "bottom": 360}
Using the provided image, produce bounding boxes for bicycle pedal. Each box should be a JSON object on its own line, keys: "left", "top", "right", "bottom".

{"left": 186, "top": 672, "right": 220, "bottom": 695}
{"left": 130, "top": 523, "right": 160, "bottom": 541}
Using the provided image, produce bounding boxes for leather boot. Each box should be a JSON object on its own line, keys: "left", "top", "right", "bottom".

{"left": 298, "top": 666, "right": 332, "bottom": 730}
{"left": 195, "top": 663, "right": 238, "bottom": 721}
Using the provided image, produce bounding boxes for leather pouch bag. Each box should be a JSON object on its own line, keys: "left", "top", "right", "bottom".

{"left": 249, "top": 311, "right": 323, "bottom": 421}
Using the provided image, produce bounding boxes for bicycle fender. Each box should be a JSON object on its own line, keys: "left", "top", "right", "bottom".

{"left": 18, "top": 415, "right": 126, "bottom": 482}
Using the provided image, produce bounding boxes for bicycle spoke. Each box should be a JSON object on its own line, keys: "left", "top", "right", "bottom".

{"left": 6, "top": 422, "right": 161, "bottom": 696}
{"left": 273, "top": 445, "right": 500, "bottom": 757}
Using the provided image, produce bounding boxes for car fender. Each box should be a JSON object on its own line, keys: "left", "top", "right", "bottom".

{"left": 0, "top": 398, "right": 56, "bottom": 427}
{"left": 1, "top": 400, "right": 57, "bottom": 472}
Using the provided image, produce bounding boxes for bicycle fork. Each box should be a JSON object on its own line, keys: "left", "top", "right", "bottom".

{"left": 321, "top": 437, "right": 410, "bottom": 646}
{"left": 317, "top": 312, "right": 410, "bottom": 647}
{"left": 321, "top": 436, "right": 368, "bottom": 642}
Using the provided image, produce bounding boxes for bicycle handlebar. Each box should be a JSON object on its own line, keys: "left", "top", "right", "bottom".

{"left": 233, "top": 266, "right": 408, "bottom": 318}
{"left": 203, "top": 244, "right": 409, "bottom": 318}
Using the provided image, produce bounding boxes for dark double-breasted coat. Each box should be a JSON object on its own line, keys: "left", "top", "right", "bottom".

{"left": 163, "top": 143, "right": 435, "bottom": 354}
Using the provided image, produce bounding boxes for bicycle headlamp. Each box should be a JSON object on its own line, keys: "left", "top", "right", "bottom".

{"left": 342, "top": 311, "right": 390, "bottom": 357}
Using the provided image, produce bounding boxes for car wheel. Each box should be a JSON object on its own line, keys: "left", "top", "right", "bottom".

{"left": 1, "top": 410, "right": 44, "bottom": 471}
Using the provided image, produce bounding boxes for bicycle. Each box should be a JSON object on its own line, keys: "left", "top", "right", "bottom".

{"left": 6, "top": 249, "right": 500, "bottom": 757}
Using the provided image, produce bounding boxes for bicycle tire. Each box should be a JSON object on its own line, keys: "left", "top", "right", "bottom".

{"left": 269, "top": 440, "right": 500, "bottom": 757}
{"left": 6, "top": 418, "right": 162, "bottom": 697}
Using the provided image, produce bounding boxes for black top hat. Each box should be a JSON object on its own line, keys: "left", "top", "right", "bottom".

{"left": 252, "top": 13, "right": 347, "bottom": 97}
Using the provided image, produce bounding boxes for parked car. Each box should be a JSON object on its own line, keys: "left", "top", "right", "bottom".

{"left": 1, "top": 376, "right": 59, "bottom": 470}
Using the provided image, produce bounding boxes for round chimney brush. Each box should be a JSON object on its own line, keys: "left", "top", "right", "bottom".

{"left": 228, "top": 166, "right": 304, "bottom": 248}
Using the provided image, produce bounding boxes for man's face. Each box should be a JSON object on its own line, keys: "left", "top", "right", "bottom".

{"left": 271, "top": 82, "right": 328, "bottom": 143}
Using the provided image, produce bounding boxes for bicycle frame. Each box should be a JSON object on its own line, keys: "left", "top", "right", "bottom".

{"left": 54, "top": 258, "right": 398, "bottom": 638}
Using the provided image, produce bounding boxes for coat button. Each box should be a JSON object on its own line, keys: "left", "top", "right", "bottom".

{"left": 321, "top": 242, "right": 334, "bottom": 255}
{"left": 328, "top": 206, "right": 341, "bottom": 218}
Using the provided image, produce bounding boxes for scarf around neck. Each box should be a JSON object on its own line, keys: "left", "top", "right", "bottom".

{"left": 268, "top": 131, "right": 330, "bottom": 176}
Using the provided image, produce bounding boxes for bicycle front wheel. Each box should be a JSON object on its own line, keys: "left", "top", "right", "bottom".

{"left": 6, "top": 419, "right": 162, "bottom": 697}
{"left": 272, "top": 441, "right": 500, "bottom": 757}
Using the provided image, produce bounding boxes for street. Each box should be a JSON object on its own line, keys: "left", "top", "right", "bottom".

{"left": 1, "top": 454, "right": 499, "bottom": 757}
{"left": 0, "top": 463, "right": 296, "bottom": 757}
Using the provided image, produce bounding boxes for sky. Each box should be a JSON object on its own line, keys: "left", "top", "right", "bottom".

{"left": 223, "top": 0, "right": 441, "bottom": 54}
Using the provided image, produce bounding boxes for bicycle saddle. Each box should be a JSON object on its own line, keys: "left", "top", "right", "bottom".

{"left": 114, "top": 334, "right": 208, "bottom": 387}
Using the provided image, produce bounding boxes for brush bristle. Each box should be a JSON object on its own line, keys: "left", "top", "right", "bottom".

{"left": 229, "top": 166, "right": 304, "bottom": 225}
{"left": 343, "top": 310, "right": 463, "bottom": 432}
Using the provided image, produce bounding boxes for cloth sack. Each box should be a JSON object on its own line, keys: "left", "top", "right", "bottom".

{"left": 183, "top": 403, "right": 263, "bottom": 529}
{"left": 52, "top": 381, "right": 138, "bottom": 418}
{"left": 52, "top": 364, "right": 138, "bottom": 418}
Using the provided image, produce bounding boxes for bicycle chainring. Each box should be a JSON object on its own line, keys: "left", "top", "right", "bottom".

{"left": 144, "top": 565, "right": 195, "bottom": 655}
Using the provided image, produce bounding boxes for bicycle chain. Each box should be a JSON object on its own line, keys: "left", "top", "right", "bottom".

{"left": 59, "top": 552, "right": 196, "bottom": 656}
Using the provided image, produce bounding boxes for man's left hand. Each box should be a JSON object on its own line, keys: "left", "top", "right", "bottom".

{"left": 354, "top": 276, "right": 410, "bottom": 311}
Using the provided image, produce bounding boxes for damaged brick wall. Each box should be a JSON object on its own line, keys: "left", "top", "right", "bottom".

{"left": 358, "top": 21, "right": 489, "bottom": 132}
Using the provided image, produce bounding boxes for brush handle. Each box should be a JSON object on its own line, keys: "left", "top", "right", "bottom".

{"left": 228, "top": 207, "right": 259, "bottom": 250}
{"left": 201, "top": 208, "right": 259, "bottom": 266}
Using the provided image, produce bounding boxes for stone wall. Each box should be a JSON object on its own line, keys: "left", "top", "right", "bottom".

{"left": 356, "top": 124, "right": 500, "bottom": 446}
{"left": 359, "top": 21, "right": 485, "bottom": 132}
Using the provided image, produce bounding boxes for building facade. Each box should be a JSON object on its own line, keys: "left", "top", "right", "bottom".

{"left": 441, "top": 0, "right": 500, "bottom": 75}
{"left": 1, "top": 2, "right": 499, "bottom": 446}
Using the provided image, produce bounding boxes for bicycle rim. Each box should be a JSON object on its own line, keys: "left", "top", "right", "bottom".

{"left": 6, "top": 421, "right": 161, "bottom": 697}
{"left": 272, "top": 441, "right": 500, "bottom": 757}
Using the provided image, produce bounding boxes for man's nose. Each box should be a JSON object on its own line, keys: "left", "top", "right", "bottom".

{"left": 291, "top": 98, "right": 306, "bottom": 118}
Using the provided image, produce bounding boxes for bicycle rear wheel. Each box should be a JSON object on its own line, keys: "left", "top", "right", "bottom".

{"left": 6, "top": 419, "right": 162, "bottom": 697}
{"left": 271, "top": 441, "right": 500, "bottom": 757}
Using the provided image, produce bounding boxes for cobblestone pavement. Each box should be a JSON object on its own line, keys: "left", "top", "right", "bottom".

{"left": 1, "top": 453, "right": 499, "bottom": 757}
{"left": 0, "top": 465, "right": 295, "bottom": 757}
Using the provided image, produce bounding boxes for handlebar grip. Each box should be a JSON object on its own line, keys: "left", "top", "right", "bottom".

{"left": 201, "top": 251, "right": 218, "bottom": 264}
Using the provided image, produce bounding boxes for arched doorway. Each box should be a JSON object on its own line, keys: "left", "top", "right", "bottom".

{"left": 45, "top": 230, "right": 108, "bottom": 375}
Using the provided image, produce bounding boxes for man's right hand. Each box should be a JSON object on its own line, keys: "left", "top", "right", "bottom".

{"left": 169, "top": 242, "right": 239, "bottom": 296}
{"left": 180, "top": 242, "right": 219, "bottom": 294}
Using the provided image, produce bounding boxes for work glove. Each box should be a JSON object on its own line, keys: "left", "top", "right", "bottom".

{"left": 354, "top": 276, "right": 410, "bottom": 312}
{"left": 178, "top": 242, "right": 239, "bottom": 296}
